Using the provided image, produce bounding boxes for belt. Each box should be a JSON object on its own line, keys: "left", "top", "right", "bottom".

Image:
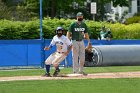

{"left": 72, "top": 39, "right": 82, "bottom": 41}
{"left": 76, "top": 40, "right": 82, "bottom": 41}
{"left": 58, "top": 52, "right": 64, "bottom": 54}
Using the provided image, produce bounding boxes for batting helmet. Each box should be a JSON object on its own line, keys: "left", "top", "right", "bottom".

{"left": 56, "top": 26, "right": 64, "bottom": 34}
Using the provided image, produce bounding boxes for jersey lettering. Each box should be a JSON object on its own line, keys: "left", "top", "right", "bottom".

{"left": 56, "top": 41, "right": 64, "bottom": 51}
{"left": 56, "top": 41, "right": 63, "bottom": 45}
{"left": 74, "top": 28, "right": 85, "bottom": 32}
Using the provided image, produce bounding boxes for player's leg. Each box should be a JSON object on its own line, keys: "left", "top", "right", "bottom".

{"left": 53, "top": 65, "right": 60, "bottom": 77}
{"left": 79, "top": 41, "right": 87, "bottom": 75}
{"left": 45, "top": 65, "right": 51, "bottom": 76}
{"left": 52, "top": 53, "right": 66, "bottom": 76}
{"left": 44, "top": 52, "right": 56, "bottom": 77}
{"left": 72, "top": 40, "right": 79, "bottom": 73}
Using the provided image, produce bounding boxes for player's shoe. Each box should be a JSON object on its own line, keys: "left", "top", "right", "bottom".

{"left": 53, "top": 68, "right": 60, "bottom": 77}
{"left": 78, "top": 71, "right": 88, "bottom": 76}
{"left": 53, "top": 71, "right": 59, "bottom": 77}
{"left": 43, "top": 73, "right": 51, "bottom": 77}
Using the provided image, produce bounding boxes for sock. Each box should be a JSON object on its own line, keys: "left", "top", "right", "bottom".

{"left": 45, "top": 65, "right": 50, "bottom": 74}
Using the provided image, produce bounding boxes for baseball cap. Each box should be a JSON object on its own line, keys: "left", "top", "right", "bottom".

{"left": 76, "top": 12, "right": 83, "bottom": 17}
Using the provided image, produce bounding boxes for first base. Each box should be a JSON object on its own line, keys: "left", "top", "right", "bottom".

{"left": 60, "top": 74, "right": 84, "bottom": 77}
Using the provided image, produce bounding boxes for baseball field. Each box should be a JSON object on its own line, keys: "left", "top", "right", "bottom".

{"left": 0, "top": 66, "right": 140, "bottom": 93}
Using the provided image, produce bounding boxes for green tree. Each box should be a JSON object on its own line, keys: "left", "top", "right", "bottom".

{"left": 0, "top": 0, "right": 130, "bottom": 21}
{"left": 92, "top": 0, "right": 129, "bottom": 21}
{"left": 112, "top": 0, "right": 129, "bottom": 7}
{"left": 16, "top": 0, "right": 39, "bottom": 21}
{"left": 0, "top": 0, "right": 13, "bottom": 20}
{"left": 1, "top": 0, "right": 24, "bottom": 20}
{"left": 43, "top": 0, "right": 86, "bottom": 18}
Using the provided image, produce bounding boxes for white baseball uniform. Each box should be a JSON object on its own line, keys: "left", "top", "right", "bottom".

{"left": 45, "top": 35, "right": 72, "bottom": 66}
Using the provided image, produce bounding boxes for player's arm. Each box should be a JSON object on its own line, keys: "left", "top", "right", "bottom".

{"left": 44, "top": 44, "right": 53, "bottom": 50}
{"left": 84, "top": 33, "right": 91, "bottom": 44}
{"left": 44, "top": 38, "right": 55, "bottom": 50}
{"left": 85, "top": 33, "right": 92, "bottom": 53}
{"left": 67, "top": 23, "right": 73, "bottom": 40}
{"left": 67, "top": 44, "right": 72, "bottom": 53}
{"left": 84, "top": 23, "right": 91, "bottom": 44}
{"left": 64, "top": 44, "right": 72, "bottom": 56}
{"left": 66, "top": 31, "right": 71, "bottom": 40}
{"left": 64, "top": 37, "right": 72, "bottom": 56}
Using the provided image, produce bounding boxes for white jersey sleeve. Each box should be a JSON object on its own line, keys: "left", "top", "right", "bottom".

{"left": 49, "top": 36, "right": 56, "bottom": 47}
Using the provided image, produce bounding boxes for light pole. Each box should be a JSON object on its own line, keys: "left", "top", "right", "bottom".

{"left": 40, "top": 0, "right": 45, "bottom": 68}
{"left": 40, "top": 0, "right": 43, "bottom": 40}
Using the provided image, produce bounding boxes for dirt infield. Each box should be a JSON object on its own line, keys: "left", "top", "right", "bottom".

{"left": 0, "top": 71, "right": 140, "bottom": 81}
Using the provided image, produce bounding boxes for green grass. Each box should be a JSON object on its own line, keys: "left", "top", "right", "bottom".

{"left": 0, "top": 66, "right": 140, "bottom": 77}
{"left": 0, "top": 78, "right": 140, "bottom": 93}
{"left": 0, "top": 66, "right": 140, "bottom": 93}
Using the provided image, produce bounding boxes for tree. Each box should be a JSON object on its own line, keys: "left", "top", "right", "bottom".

{"left": 112, "top": 0, "right": 129, "bottom": 7}
{"left": 0, "top": 0, "right": 130, "bottom": 21}
{"left": 91, "top": 0, "right": 129, "bottom": 21}
{"left": 0, "top": 0, "right": 13, "bottom": 20}
{"left": 16, "top": 0, "right": 40, "bottom": 21}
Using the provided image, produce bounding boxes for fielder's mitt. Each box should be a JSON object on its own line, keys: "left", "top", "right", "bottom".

{"left": 85, "top": 43, "right": 92, "bottom": 52}
{"left": 85, "top": 43, "right": 93, "bottom": 62}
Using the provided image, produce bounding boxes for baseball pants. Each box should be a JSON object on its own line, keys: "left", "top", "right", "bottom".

{"left": 45, "top": 52, "right": 66, "bottom": 66}
{"left": 72, "top": 40, "right": 85, "bottom": 73}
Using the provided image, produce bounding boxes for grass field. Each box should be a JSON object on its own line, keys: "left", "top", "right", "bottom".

{"left": 0, "top": 66, "right": 140, "bottom": 93}
{"left": 0, "top": 66, "right": 140, "bottom": 77}
{"left": 0, "top": 78, "right": 140, "bottom": 93}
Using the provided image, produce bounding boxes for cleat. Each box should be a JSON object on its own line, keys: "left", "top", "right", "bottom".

{"left": 53, "top": 71, "right": 59, "bottom": 77}
{"left": 53, "top": 68, "right": 60, "bottom": 77}
{"left": 43, "top": 73, "right": 51, "bottom": 77}
{"left": 78, "top": 72, "right": 88, "bottom": 76}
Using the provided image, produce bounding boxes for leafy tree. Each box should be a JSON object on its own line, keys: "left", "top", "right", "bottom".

{"left": 16, "top": 0, "right": 39, "bottom": 21}
{"left": 0, "top": 0, "right": 130, "bottom": 21}
{"left": 92, "top": 0, "right": 129, "bottom": 21}
{"left": 0, "top": 0, "right": 13, "bottom": 20}
{"left": 112, "top": 0, "right": 129, "bottom": 7}
{"left": 44, "top": 0, "right": 86, "bottom": 18}
{"left": 1, "top": 0, "right": 25, "bottom": 20}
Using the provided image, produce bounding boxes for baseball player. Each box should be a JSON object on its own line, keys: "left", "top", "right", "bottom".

{"left": 44, "top": 26, "right": 72, "bottom": 77}
{"left": 66, "top": 12, "right": 91, "bottom": 75}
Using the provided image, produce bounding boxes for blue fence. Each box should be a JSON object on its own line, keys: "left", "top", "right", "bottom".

{"left": 0, "top": 39, "right": 140, "bottom": 67}
{"left": 0, "top": 40, "right": 42, "bottom": 67}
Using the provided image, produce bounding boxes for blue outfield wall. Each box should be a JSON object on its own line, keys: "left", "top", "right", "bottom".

{"left": 0, "top": 39, "right": 140, "bottom": 67}
{"left": 0, "top": 40, "right": 42, "bottom": 67}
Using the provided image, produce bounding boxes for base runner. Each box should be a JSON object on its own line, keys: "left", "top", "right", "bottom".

{"left": 44, "top": 27, "right": 72, "bottom": 77}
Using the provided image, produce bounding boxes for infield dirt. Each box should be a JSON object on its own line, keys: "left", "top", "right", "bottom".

{"left": 0, "top": 71, "right": 140, "bottom": 81}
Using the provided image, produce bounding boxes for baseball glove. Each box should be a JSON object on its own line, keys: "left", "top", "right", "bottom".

{"left": 85, "top": 43, "right": 93, "bottom": 62}
{"left": 85, "top": 43, "right": 92, "bottom": 52}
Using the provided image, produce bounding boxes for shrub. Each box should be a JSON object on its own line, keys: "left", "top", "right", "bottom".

{"left": 126, "top": 16, "right": 140, "bottom": 24}
{"left": 0, "top": 18, "right": 140, "bottom": 40}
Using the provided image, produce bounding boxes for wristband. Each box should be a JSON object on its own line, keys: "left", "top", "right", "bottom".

{"left": 48, "top": 44, "right": 53, "bottom": 48}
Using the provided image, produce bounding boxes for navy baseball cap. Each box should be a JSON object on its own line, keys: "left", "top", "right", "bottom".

{"left": 56, "top": 27, "right": 63, "bottom": 31}
{"left": 76, "top": 12, "right": 83, "bottom": 17}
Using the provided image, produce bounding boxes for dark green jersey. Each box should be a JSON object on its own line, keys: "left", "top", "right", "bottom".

{"left": 68, "top": 21, "right": 88, "bottom": 40}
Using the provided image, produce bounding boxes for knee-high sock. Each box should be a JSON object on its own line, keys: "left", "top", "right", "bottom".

{"left": 45, "top": 65, "right": 50, "bottom": 73}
